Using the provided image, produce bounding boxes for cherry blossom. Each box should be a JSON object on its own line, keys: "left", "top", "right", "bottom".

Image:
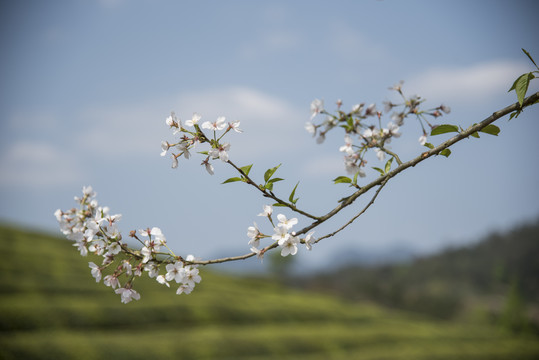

{"left": 184, "top": 113, "right": 201, "bottom": 127}
{"left": 304, "top": 231, "right": 316, "bottom": 251}
{"left": 277, "top": 214, "right": 298, "bottom": 230}
{"left": 115, "top": 287, "right": 141, "bottom": 304}
{"left": 272, "top": 225, "right": 290, "bottom": 245}
{"left": 310, "top": 99, "right": 324, "bottom": 119}
{"left": 202, "top": 116, "right": 226, "bottom": 131}
{"left": 160, "top": 141, "right": 170, "bottom": 157}
{"left": 279, "top": 233, "right": 299, "bottom": 257}
{"left": 208, "top": 143, "right": 230, "bottom": 162}
{"left": 419, "top": 134, "right": 428, "bottom": 146}
{"left": 247, "top": 222, "right": 261, "bottom": 249}
{"left": 88, "top": 262, "right": 102, "bottom": 282}
{"left": 339, "top": 135, "right": 354, "bottom": 155}
{"left": 305, "top": 122, "right": 316, "bottom": 136}
{"left": 257, "top": 205, "right": 273, "bottom": 217}
{"left": 228, "top": 120, "right": 243, "bottom": 133}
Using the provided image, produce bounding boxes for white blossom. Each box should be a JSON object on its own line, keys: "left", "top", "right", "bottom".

{"left": 276, "top": 214, "right": 298, "bottom": 230}
{"left": 247, "top": 222, "right": 261, "bottom": 248}
{"left": 305, "top": 122, "right": 316, "bottom": 136}
{"left": 160, "top": 141, "right": 170, "bottom": 157}
{"left": 272, "top": 225, "right": 290, "bottom": 245}
{"left": 115, "top": 287, "right": 141, "bottom": 304}
{"left": 176, "top": 283, "right": 194, "bottom": 295}
{"left": 257, "top": 205, "right": 273, "bottom": 217}
{"left": 208, "top": 143, "right": 230, "bottom": 162}
{"left": 375, "top": 148, "right": 385, "bottom": 161}
{"left": 202, "top": 116, "right": 226, "bottom": 131}
{"left": 89, "top": 262, "right": 102, "bottom": 282}
{"left": 185, "top": 113, "right": 201, "bottom": 127}
{"left": 310, "top": 99, "right": 324, "bottom": 119}
{"left": 165, "top": 261, "right": 185, "bottom": 283}
{"left": 280, "top": 233, "right": 299, "bottom": 257}
{"left": 304, "top": 231, "right": 316, "bottom": 251}
{"left": 228, "top": 120, "right": 243, "bottom": 133}
{"left": 339, "top": 135, "right": 354, "bottom": 155}
{"left": 104, "top": 274, "right": 120, "bottom": 289}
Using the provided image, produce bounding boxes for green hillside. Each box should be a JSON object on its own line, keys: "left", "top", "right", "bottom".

{"left": 298, "top": 220, "right": 539, "bottom": 327}
{"left": 1, "top": 224, "right": 538, "bottom": 360}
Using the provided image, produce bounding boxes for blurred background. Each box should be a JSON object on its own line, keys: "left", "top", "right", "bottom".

{"left": 1, "top": 0, "right": 538, "bottom": 358}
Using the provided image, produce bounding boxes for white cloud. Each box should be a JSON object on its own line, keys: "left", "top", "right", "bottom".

{"left": 0, "top": 142, "right": 82, "bottom": 188}
{"left": 175, "top": 86, "right": 304, "bottom": 124}
{"left": 75, "top": 87, "right": 306, "bottom": 161}
{"left": 405, "top": 60, "right": 529, "bottom": 104}
{"left": 174, "top": 86, "right": 308, "bottom": 160}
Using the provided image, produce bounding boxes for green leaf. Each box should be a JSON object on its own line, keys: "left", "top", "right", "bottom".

{"left": 514, "top": 73, "right": 535, "bottom": 106}
{"left": 431, "top": 124, "right": 459, "bottom": 136}
{"left": 267, "top": 177, "right": 284, "bottom": 184}
{"left": 240, "top": 164, "right": 253, "bottom": 176}
{"left": 289, "top": 182, "right": 300, "bottom": 204}
{"left": 352, "top": 171, "right": 359, "bottom": 185}
{"left": 423, "top": 142, "right": 435, "bottom": 149}
{"left": 522, "top": 48, "right": 538, "bottom": 69}
{"left": 508, "top": 111, "right": 519, "bottom": 121}
{"left": 479, "top": 124, "right": 500, "bottom": 136}
{"left": 470, "top": 132, "right": 480, "bottom": 138}
{"left": 264, "top": 164, "right": 281, "bottom": 183}
{"left": 333, "top": 176, "right": 352, "bottom": 184}
{"left": 440, "top": 149, "right": 451, "bottom": 157}
{"left": 384, "top": 157, "right": 393, "bottom": 174}
{"left": 273, "top": 203, "right": 287, "bottom": 207}
{"left": 222, "top": 177, "right": 243, "bottom": 184}
{"left": 372, "top": 167, "right": 385, "bottom": 176}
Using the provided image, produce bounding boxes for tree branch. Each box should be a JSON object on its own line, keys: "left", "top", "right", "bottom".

{"left": 186, "top": 91, "right": 539, "bottom": 266}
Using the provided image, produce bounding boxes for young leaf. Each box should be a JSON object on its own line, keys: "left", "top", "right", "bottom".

{"left": 423, "top": 142, "right": 435, "bottom": 149}
{"left": 522, "top": 48, "right": 538, "bottom": 69}
{"left": 479, "top": 124, "right": 500, "bottom": 136}
{"left": 431, "top": 124, "right": 459, "bottom": 136}
{"left": 240, "top": 164, "right": 253, "bottom": 176}
{"left": 273, "top": 203, "right": 287, "bottom": 207}
{"left": 264, "top": 164, "right": 281, "bottom": 183}
{"left": 440, "top": 149, "right": 451, "bottom": 157}
{"left": 372, "top": 167, "right": 385, "bottom": 176}
{"left": 352, "top": 171, "right": 359, "bottom": 185}
{"left": 222, "top": 177, "right": 243, "bottom": 184}
{"left": 384, "top": 157, "right": 394, "bottom": 174}
{"left": 267, "top": 177, "right": 284, "bottom": 184}
{"left": 333, "top": 176, "right": 352, "bottom": 184}
{"left": 289, "top": 182, "right": 300, "bottom": 204}
{"left": 513, "top": 72, "right": 534, "bottom": 106}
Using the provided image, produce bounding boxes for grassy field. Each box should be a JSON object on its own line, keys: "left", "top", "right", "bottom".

{"left": 1, "top": 225, "right": 538, "bottom": 359}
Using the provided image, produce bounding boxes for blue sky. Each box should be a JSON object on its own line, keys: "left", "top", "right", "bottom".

{"left": 1, "top": 0, "right": 538, "bottom": 271}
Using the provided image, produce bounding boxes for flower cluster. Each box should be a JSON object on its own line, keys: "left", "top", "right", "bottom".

{"left": 305, "top": 82, "right": 450, "bottom": 177}
{"left": 161, "top": 111, "right": 242, "bottom": 174}
{"left": 54, "top": 186, "right": 201, "bottom": 303}
{"left": 247, "top": 204, "right": 315, "bottom": 258}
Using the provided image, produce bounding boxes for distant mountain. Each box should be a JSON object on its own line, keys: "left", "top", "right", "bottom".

{"left": 294, "top": 219, "right": 539, "bottom": 329}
